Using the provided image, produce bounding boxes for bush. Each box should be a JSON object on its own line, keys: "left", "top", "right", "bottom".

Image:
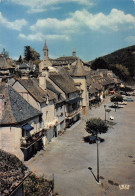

{"left": 110, "top": 94, "right": 123, "bottom": 102}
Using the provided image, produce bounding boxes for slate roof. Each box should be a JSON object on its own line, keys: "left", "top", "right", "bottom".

{"left": 51, "top": 56, "right": 78, "bottom": 66}
{"left": 17, "top": 78, "right": 58, "bottom": 102}
{"left": 103, "top": 76, "right": 115, "bottom": 85}
{"left": 0, "top": 55, "right": 13, "bottom": 69}
{"left": 49, "top": 67, "right": 79, "bottom": 94}
{"left": 17, "top": 78, "right": 47, "bottom": 103}
{"left": 71, "top": 58, "right": 86, "bottom": 77}
{"left": 46, "top": 80, "right": 65, "bottom": 103}
{"left": 89, "top": 86, "right": 97, "bottom": 94}
{"left": 0, "top": 84, "right": 41, "bottom": 125}
{"left": 19, "top": 63, "right": 30, "bottom": 69}
{"left": 0, "top": 149, "right": 28, "bottom": 196}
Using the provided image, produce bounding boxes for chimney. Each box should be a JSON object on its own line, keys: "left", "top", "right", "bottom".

{"left": 0, "top": 94, "right": 5, "bottom": 120}
{"left": 39, "top": 67, "right": 49, "bottom": 90}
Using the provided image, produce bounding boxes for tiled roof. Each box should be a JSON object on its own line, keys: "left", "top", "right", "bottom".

{"left": 49, "top": 67, "right": 79, "bottom": 94}
{"left": 89, "top": 86, "right": 97, "bottom": 94}
{"left": 71, "top": 58, "right": 86, "bottom": 77}
{"left": 17, "top": 78, "right": 47, "bottom": 103}
{"left": 103, "top": 76, "right": 115, "bottom": 85}
{"left": 0, "top": 149, "right": 28, "bottom": 196}
{"left": 0, "top": 84, "right": 41, "bottom": 125}
{"left": 17, "top": 78, "right": 59, "bottom": 102}
{"left": 51, "top": 56, "right": 78, "bottom": 66}
{"left": 19, "top": 63, "right": 30, "bottom": 69}
{"left": 46, "top": 80, "right": 65, "bottom": 103}
{"left": 0, "top": 55, "right": 13, "bottom": 69}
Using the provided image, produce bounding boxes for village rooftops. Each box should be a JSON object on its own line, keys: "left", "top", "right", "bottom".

{"left": 0, "top": 83, "right": 41, "bottom": 125}
{"left": 16, "top": 78, "right": 59, "bottom": 103}
{"left": 17, "top": 78, "right": 47, "bottom": 103}
{"left": 0, "top": 55, "right": 13, "bottom": 70}
{"left": 0, "top": 149, "right": 29, "bottom": 195}
{"left": 49, "top": 67, "right": 79, "bottom": 94}
{"left": 46, "top": 80, "right": 65, "bottom": 103}
{"left": 71, "top": 58, "right": 87, "bottom": 77}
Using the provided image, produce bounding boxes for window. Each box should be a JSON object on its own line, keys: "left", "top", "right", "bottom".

{"left": 39, "top": 115, "right": 42, "bottom": 123}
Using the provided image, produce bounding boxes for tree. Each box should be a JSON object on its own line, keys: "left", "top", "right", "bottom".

{"left": 91, "top": 58, "right": 108, "bottom": 70}
{"left": 1, "top": 48, "right": 9, "bottom": 58}
{"left": 110, "top": 94, "right": 123, "bottom": 103}
{"left": 86, "top": 118, "right": 108, "bottom": 184}
{"left": 86, "top": 118, "right": 108, "bottom": 136}
{"left": 120, "top": 86, "right": 133, "bottom": 92}
{"left": 17, "top": 55, "right": 23, "bottom": 63}
{"left": 24, "top": 46, "right": 40, "bottom": 62}
{"left": 110, "top": 64, "right": 129, "bottom": 81}
{"left": 24, "top": 46, "right": 31, "bottom": 61}
{"left": 110, "top": 94, "right": 123, "bottom": 112}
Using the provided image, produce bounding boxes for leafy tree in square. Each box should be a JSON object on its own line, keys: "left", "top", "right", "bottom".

{"left": 86, "top": 118, "right": 108, "bottom": 136}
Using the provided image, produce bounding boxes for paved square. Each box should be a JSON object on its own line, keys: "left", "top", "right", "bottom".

{"left": 26, "top": 96, "right": 135, "bottom": 196}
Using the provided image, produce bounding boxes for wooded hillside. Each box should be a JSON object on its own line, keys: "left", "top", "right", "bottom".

{"left": 89, "top": 45, "right": 135, "bottom": 81}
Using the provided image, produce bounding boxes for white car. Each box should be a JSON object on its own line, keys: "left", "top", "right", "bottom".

{"left": 118, "top": 101, "right": 127, "bottom": 105}
{"left": 110, "top": 115, "right": 114, "bottom": 120}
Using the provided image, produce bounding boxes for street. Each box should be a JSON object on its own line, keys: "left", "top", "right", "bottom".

{"left": 26, "top": 96, "right": 135, "bottom": 196}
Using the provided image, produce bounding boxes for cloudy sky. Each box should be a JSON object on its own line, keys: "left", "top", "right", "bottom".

{"left": 0, "top": 0, "right": 135, "bottom": 61}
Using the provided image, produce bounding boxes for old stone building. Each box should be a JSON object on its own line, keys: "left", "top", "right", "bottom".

{"left": 71, "top": 58, "right": 88, "bottom": 115}
{"left": 0, "top": 83, "right": 43, "bottom": 161}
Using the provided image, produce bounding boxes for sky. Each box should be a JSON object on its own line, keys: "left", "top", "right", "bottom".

{"left": 0, "top": 0, "right": 135, "bottom": 61}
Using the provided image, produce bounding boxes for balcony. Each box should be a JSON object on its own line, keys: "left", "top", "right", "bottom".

{"left": 65, "top": 107, "right": 81, "bottom": 118}
{"left": 44, "top": 117, "right": 58, "bottom": 129}
{"left": 20, "top": 130, "right": 46, "bottom": 149}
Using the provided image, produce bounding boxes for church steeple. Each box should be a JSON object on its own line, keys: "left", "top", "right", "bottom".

{"left": 43, "top": 40, "right": 48, "bottom": 59}
{"left": 39, "top": 40, "right": 52, "bottom": 72}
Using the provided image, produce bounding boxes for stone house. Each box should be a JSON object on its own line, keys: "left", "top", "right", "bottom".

{"left": 0, "top": 55, "right": 14, "bottom": 82}
{"left": 86, "top": 76, "right": 103, "bottom": 107}
{"left": 71, "top": 58, "right": 88, "bottom": 115}
{"left": 46, "top": 80, "right": 66, "bottom": 135}
{"left": 38, "top": 41, "right": 82, "bottom": 128}
{"left": 12, "top": 77, "right": 60, "bottom": 143}
{"left": 48, "top": 67, "right": 82, "bottom": 128}
{"left": 0, "top": 84, "right": 43, "bottom": 161}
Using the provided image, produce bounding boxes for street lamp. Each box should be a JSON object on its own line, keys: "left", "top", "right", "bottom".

{"left": 96, "top": 136, "right": 101, "bottom": 184}
{"left": 104, "top": 105, "right": 106, "bottom": 122}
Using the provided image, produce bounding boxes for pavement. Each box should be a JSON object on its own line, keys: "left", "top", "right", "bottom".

{"left": 26, "top": 96, "right": 135, "bottom": 196}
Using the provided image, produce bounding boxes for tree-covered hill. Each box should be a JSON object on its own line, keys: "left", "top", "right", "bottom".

{"left": 88, "top": 45, "right": 135, "bottom": 81}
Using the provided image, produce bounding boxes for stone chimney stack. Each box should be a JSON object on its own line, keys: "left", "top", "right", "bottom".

{"left": 39, "top": 67, "right": 49, "bottom": 90}
{"left": 0, "top": 94, "right": 5, "bottom": 120}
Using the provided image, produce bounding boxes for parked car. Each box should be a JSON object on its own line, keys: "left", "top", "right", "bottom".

{"left": 123, "top": 97, "right": 134, "bottom": 102}
{"left": 132, "top": 92, "right": 135, "bottom": 96}
{"left": 110, "top": 115, "right": 114, "bottom": 120}
{"left": 110, "top": 104, "right": 124, "bottom": 108}
{"left": 88, "top": 136, "right": 104, "bottom": 144}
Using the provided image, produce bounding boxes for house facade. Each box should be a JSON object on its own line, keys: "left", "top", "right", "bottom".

{"left": 0, "top": 84, "right": 43, "bottom": 161}
{"left": 71, "top": 58, "right": 88, "bottom": 115}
